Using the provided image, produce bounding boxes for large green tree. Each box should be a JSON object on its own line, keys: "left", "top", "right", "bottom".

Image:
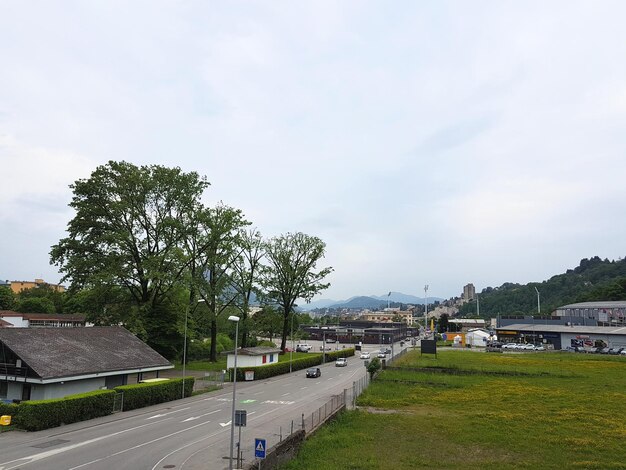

{"left": 0, "top": 286, "right": 16, "bottom": 310}
{"left": 189, "top": 204, "right": 250, "bottom": 361}
{"left": 260, "top": 232, "right": 332, "bottom": 351}
{"left": 229, "top": 228, "right": 265, "bottom": 348}
{"left": 50, "top": 161, "right": 209, "bottom": 351}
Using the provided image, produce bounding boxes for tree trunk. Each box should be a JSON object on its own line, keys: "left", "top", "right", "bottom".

{"left": 280, "top": 306, "right": 289, "bottom": 351}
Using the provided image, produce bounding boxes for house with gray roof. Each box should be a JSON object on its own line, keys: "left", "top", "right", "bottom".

{"left": 0, "top": 326, "right": 173, "bottom": 402}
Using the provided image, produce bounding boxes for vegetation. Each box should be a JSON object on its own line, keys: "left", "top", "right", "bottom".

{"left": 458, "top": 256, "right": 626, "bottom": 317}
{"left": 115, "top": 377, "right": 194, "bottom": 410}
{"left": 281, "top": 350, "right": 626, "bottom": 469}
{"left": 260, "top": 232, "right": 333, "bottom": 351}
{"left": 41, "top": 160, "right": 331, "bottom": 362}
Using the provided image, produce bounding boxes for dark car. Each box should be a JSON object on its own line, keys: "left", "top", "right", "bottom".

{"left": 306, "top": 367, "right": 321, "bottom": 378}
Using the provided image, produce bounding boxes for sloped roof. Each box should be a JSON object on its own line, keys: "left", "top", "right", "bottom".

{"left": 0, "top": 326, "right": 172, "bottom": 380}
{"left": 225, "top": 347, "right": 282, "bottom": 356}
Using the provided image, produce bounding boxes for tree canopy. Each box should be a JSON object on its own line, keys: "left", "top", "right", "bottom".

{"left": 261, "top": 232, "right": 333, "bottom": 351}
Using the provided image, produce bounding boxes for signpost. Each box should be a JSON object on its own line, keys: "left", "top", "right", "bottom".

{"left": 255, "top": 438, "right": 266, "bottom": 469}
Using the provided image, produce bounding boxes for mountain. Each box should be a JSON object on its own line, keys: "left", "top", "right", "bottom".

{"left": 297, "top": 292, "right": 445, "bottom": 311}
{"left": 457, "top": 256, "right": 626, "bottom": 318}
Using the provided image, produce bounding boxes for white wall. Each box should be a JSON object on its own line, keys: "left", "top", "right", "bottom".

{"left": 30, "top": 378, "right": 106, "bottom": 400}
{"left": 227, "top": 353, "right": 278, "bottom": 369}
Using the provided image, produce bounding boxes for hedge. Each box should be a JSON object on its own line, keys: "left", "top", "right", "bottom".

{"left": 13, "top": 389, "right": 116, "bottom": 432}
{"left": 114, "top": 377, "right": 194, "bottom": 411}
{"left": 229, "top": 348, "right": 355, "bottom": 381}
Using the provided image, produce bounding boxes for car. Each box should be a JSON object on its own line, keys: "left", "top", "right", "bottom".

{"left": 325, "top": 338, "right": 336, "bottom": 343}
{"left": 359, "top": 351, "right": 371, "bottom": 359}
{"left": 295, "top": 343, "right": 312, "bottom": 352}
{"left": 521, "top": 344, "right": 535, "bottom": 350}
{"left": 383, "top": 348, "right": 392, "bottom": 354}
{"left": 599, "top": 347, "right": 611, "bottom": 354}
{"left": 608, "top": 348, "right": 621, "bottom": 355}
{"left": 620, "top": 349, "right": 626, "bottom": 356}
{"left": 306, "top": 367, "right": 321, "bottom": 378}
{"left": 377, "top": 351, "right": 386, "bottom": 358}
{"left": 320, "top": 345, "right": 332, "bottom": 351}
{"left": 335, "top": 357, "right": 347, "bottom": 367}
{"left": 534, "top": 345, "right": 545, "bottom": 351}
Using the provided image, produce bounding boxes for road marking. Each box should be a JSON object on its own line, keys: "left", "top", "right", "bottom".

{"left": 262, "top": 400, "right": 294, "bottom": 405}
{"left": 182, "top": 409, "right": 221, "bottom": 422}
{"left": 146, "top": 407, "right": 190, "bottom": 419}
{"left": 300, "top": 386, "right": 308, "bottom": 390}
{"left": 219, "top": 421, "right": 231, "bottom": 427}
{"left": 67, "top": 420, "right": 212, "bottom": 470}
{"left": 281, "top": 392, "right": 290, "bottom": 396}
{"left": 253, "top": 391, "right": 264, "bottom": 395}
{"left": 0, "top": 419, "right": 173, "bottom": 470}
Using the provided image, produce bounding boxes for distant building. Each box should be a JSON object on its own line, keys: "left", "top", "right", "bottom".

{"left": 462, "top": 283, "right": 475, "bottom": 303}
{"left": 361, "top": 311, "right": 414, "bottom": 326}
{"left": 0, "top": 311, "right": 85, "bottom": 328}
{"left": 9, "top": 278, "right": 65, "bottom": 294}
{"left": 555, "top": 301, "right": 626, "bottom": 326}
{"left": 448, "top": 318, "right": 486, "bottom": 331}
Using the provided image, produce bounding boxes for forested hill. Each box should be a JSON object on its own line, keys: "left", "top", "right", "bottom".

{"left": 457, "top": 257, "right": 626, "bottom": 318}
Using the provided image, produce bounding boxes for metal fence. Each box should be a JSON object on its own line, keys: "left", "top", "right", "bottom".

{"left": 194, "top": 371, "right": 225, "bottom": 391}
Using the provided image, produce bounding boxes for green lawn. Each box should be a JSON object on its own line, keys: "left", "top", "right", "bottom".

{"left": 280, "top": 350, "right": 626, "bottom": 469}
{"left": 173, "top": 351, "right": 319, "bottom": 372}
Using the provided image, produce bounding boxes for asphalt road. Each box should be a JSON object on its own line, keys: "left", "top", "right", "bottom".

{"left": 0, "top": 341, "right": 408, "bottom": 470}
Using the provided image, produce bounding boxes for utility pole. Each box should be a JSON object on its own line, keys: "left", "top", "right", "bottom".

{"left": 424, "top": 285, "right": 429, "bottom": 337}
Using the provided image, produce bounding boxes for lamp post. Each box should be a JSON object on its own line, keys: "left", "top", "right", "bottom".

{"left": 182, "top": 298, "right": 205, "bottom": 399}
{"left": 534, "top": 287, "right": 541, "bottom": 315}
{"left": 228, "top": 315, "right": 240, "bottom": 470}
{"left": 424, "top": 285, "right": 429, "bottom": 338}
{"left": 289, "top": 312, "right": 294, "bottom": 373}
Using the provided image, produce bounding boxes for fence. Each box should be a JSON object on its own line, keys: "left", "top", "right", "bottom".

{"left": 242, "top": 372, "right": 374, "bottom": 469}
{"left": 194, "top": 371, "right": 225, "bottom": 392}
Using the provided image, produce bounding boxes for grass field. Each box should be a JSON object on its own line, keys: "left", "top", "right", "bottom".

{"left": 280, "top": 349, "right": 626, "bottom": 469}
{"left": 173, "top": 351, "right": 319, "bottom": 372}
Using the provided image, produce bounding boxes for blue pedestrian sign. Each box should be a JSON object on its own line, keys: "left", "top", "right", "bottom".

{"left": 255, "top": 438, "right": 266, "bottom": 459}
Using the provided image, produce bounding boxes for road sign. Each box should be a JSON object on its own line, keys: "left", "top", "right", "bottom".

{"left": 235, "top": 409, "right": 247, "bottom": 427}
{"left": 255, "top": 438, "right": 266, "bottom": 459}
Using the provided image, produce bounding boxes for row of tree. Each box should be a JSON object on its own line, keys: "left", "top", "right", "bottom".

{"left": 38, "top": 160, "right": 332, "bottom": 360}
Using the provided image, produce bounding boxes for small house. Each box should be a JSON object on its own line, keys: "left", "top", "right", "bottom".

{"left": 226, "top": 347, "right": 282, "bottom": 369}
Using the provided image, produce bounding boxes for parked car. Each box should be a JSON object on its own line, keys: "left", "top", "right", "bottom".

{"left": 359, "top": 351, "right": 371, "bottom": 359}
{"left": 608, "top": 348, "right": 621, "bottom": 355}
{"left": 599, "top": 347, "right": 611, "bottom": 354}
{"left": 325, "top": 338, "right": 336, "bottom": 343}
{"left": 533, "top": 345, "right": 545, "bottom": 351}
{"left": 335, "top": 357, "right": 347, "bottom": 367}
{"left": 383, "top": 348, "right": 392, "bottom": 354}
{"left": 320, "top": 345, "right": 332, "bottom": 351}
{"left": 377, "top": 351, "right": 386, "bottom": 358}
{"left": 620, "top": 349, "right": 626, "bottom": 356}
{"left": 295, "top": 343, "right": 312, "bottom": 352}
{"left": 306, "top": 367, "right": 321, "bottom": 378}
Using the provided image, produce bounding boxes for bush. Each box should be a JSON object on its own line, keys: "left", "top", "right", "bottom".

{"left": 13, "top": 390, "right": 115, "bottom": 431}
{"left": 115, "top": 377, "right": 194, "bottom": 411}
{"left": 0, "top": 402, "right": 20, "bottom": 427}
{"left": 229, "top": 349, "right": 355, "bottom": 381}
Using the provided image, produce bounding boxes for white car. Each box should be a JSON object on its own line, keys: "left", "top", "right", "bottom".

{"left": 359, "top": 351, "right": 371, "bottom": 359}
{"left": 534, "top": 345, "right": 545, "bottom": 351}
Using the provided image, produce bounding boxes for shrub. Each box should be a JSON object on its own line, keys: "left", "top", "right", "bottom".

{"left": 115, "top": 377, "right": 194, "bottom": 411}
{"left": 14, "top": 390, "right": 115, "bottom": 431}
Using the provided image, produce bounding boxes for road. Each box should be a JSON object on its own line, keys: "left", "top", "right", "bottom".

{"left": 0, "top": 341, "right": 409, "bottom": 470}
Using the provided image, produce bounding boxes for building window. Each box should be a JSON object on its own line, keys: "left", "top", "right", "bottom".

{"left": 270, "top": 354, "right": 274, "bottom": 362}
{"left": 0, "top": 381, "right": 7, "bottom": 398}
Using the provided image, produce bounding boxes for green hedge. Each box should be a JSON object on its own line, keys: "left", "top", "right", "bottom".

{"left": 230, "top": 349, "right": 355, "bottom": 381}
{"left": 0, "top": 402, "right": 20, "bottom": 429}
{"left": 13, "top": 390, "right": 116, "bottom": 432}
{"left": 115, "top": 377, "right": 194, "bottom": 411}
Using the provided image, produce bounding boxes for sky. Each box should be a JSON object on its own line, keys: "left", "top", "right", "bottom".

{"left": 1, "top": 1, "right": 626, "bottom": 302}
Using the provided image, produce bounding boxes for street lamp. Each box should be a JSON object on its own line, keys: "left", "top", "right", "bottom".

{"left": 424, "top": 285, "right": 429, "bottom": 338}
{"left": 289, "top": 312, "right": 294, "bottom": 373}
{"left": 228, "top": 315, "right": 240, "bottom": 470}
{"left": 182, "top": 298, "right": 205, "bottom": 399}
{"left": 534, "top": 287, "right": 541, "bottom": 315}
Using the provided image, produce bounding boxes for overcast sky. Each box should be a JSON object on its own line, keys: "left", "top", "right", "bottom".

{"left": 1, "top": 1, "right": 625, "bottom": 302}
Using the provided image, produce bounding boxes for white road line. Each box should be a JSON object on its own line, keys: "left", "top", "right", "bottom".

{"left": 281, "top": 392, "right": 290, "bottom": 396}
{"left": 146, "top": 407, "right": 190, "bottom": 419}
{"left": 0, "top": 419, "right": 172, "bottom": 470}
{"left": 300, "top": 386, "right": 308, "bottom": 390}
{"left": 182, "top": 409, "right": 221, "bottom": 422}
{"left": 67, "top": 420, "right": 212, "bottom": 470}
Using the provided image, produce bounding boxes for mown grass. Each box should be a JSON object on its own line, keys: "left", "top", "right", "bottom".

{"left": 280, "top": 350, "right": 626, "bottom": 469}
{"left": 173, "top": 351, "right": 319, "bottom": 372}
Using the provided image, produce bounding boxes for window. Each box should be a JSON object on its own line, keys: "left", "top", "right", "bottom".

{"left": 270, "top": 354, "right": 274, "bottom": 362}
{"left": 0, "top": 381, "right": 7, "bottom": 399}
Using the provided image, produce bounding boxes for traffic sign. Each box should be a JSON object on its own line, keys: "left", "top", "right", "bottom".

{"left": 255, "top": 438, "right": 266, "bottom": 459}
